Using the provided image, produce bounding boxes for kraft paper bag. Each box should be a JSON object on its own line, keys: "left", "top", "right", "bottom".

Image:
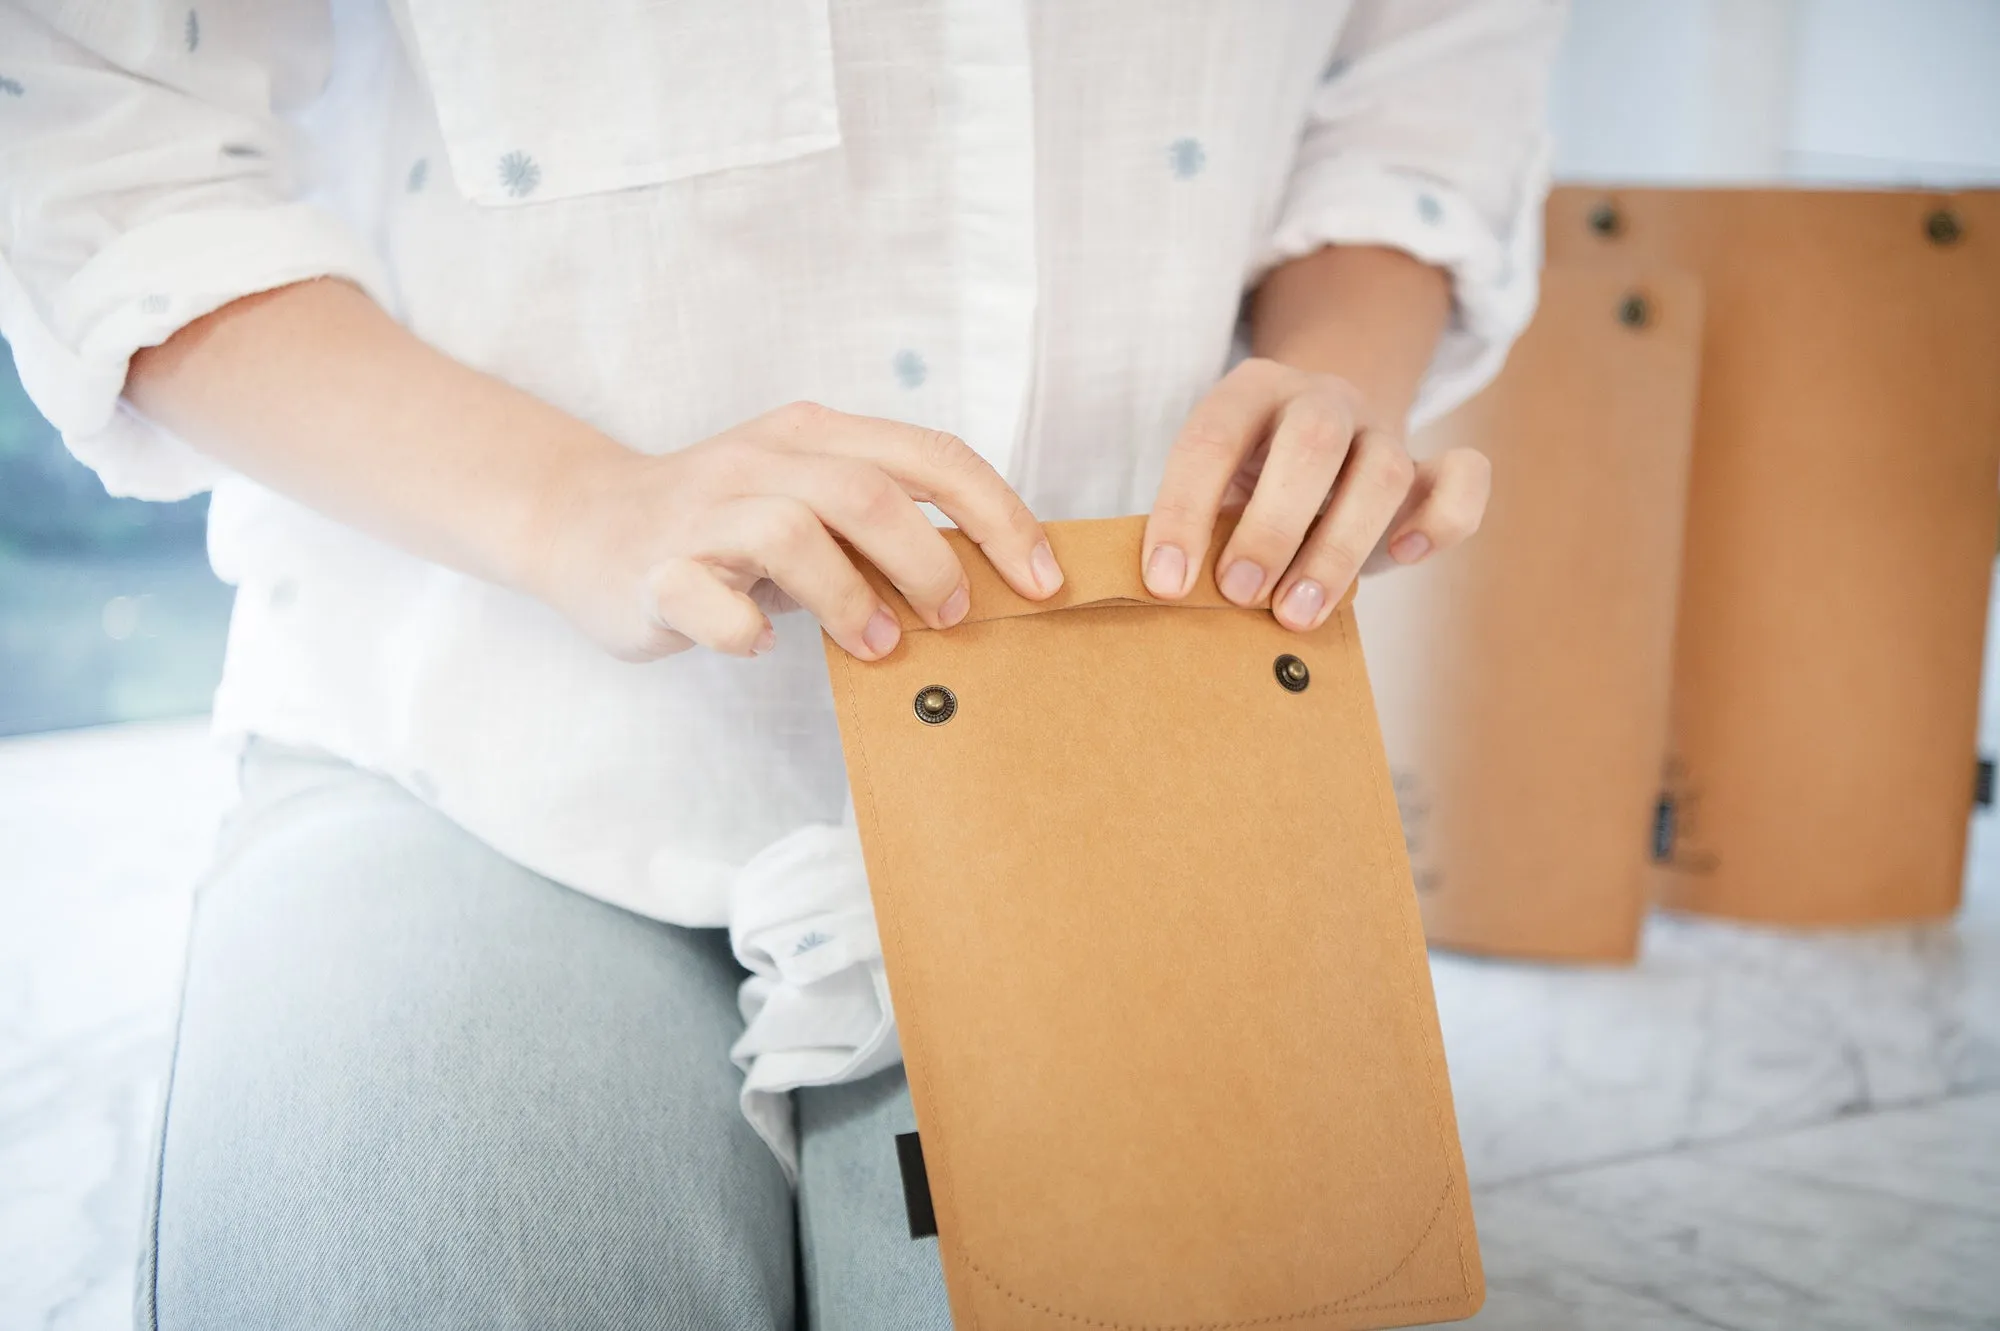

{"left": 1356, "top": 264, "right": 1703, "bottom": 962}
{"left": 822, "top": 516, "right": 1483, "bottom": 1331}
{"left": 1550, "top": 187, "right": 2000, "bottom": 925}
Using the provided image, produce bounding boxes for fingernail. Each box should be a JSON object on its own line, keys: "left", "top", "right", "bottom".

{"left": 1280, "top": 579, "right": 1325, "bottom": 628}
{"left": 1031, "top": 541, "right": 1064, "bottom": 595}
{"left": 1220, "top": 560, "right": 1264, "bottom": 605}
{"left": 1390, "top": 532, "right": 1432, "bottom": 564}
{"left": 752, "top": 624, "right": 777, "bottom": 655}
{"left": 939, "top": 584, "right": 970, "bottom": 627}
{"left": 1145, "top": 544, "right": 1186, "bottom": 598}
{"left": 863, "top": 606, "right": 901, "bottom": 657}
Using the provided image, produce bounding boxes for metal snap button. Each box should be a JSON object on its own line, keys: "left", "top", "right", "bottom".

{"left": 1587, "top": 201, "right": 1622, "bottom": 237}
{"left": 1274, "top": 655, "right": 1310, "bottom": 693}
{"left": 1617, "top": 293, "right": 1650, "bottom": 328}
{"left": 914, "top": 685, "right": 957, "bottom": 724}
{"left": 1926, "top": 208, "right": 1962, "bottom": 246}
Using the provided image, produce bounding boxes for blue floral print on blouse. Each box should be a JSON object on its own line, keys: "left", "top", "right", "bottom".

{"left": 498, "top": 151, "right": 541, "bottom": 198}
{"left": 1167, "top": 137, "right": 1206, "bottom": 179}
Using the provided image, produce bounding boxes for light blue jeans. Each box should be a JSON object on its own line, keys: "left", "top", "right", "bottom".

{"left": 137, "top": 741, "right": 951, "bottom": 1330}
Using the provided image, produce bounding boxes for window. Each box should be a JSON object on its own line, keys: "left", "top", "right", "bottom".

{"left": 0, "top": 339, "right": 233, "bottom": 736}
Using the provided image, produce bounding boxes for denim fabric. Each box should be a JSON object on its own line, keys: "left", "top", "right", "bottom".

{"left": 797, "top": 1069, "right": 954, "bottom": 1331}
{"left": 138, "top": 742, "right": 947, "bottom": 1330}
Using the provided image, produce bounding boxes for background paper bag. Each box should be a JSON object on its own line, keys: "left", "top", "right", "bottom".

{"left": 1357, "top": 264, "right": 1703, "bottom": 962}
{"left": 823, "top": 516, "right": 1483, "bottom": 1331}
{"left": 1550, "top": 187, "right": 2000, "bottom": 924}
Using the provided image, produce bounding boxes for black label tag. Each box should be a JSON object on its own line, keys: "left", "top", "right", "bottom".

{"left": 1652, "top": 794, "right": 1676, "bottom": 862}
{"left": 895, "top": 1132, "right": 937, "bottom": 1240}
{"left": 1978, "top": 758, "right": 1995, "bottom": 810}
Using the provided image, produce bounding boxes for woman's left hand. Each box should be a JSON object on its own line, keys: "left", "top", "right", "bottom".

{"left": 1142, "top": 357, "right": 1491, "bottom": 631}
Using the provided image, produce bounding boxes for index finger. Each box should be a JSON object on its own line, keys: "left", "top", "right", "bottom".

{"left": 1143, "top": 358, "right": 1298, "bottom": 599}
{"left": 767, "top": 403, "right": 1062, "bottom": 601}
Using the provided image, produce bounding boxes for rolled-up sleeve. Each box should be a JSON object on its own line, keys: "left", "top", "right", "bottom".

{"left": 0, "top": 2, "right": 391, "bottom": 499}
{"left": 1256, "top": 0, "right": 1566, "bottom": 426}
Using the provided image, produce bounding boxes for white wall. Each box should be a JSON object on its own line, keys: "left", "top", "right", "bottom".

{"left": 1549, "top": 0, "right": 2000, "bottom": 185}
{"left": 1546, "top": 0, "right": 2000, "bottom": 895}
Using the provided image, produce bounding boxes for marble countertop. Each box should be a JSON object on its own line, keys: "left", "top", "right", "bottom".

{"left": 3, "top": 718, "right": 1997, "bottom": 1329}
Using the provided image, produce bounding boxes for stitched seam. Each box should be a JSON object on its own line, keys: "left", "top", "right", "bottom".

{"left": 140, "top": 744, "right": 258, "bottom": 1331}
{"left": 143, "top": 876, "right": 212, "bottom": 1331}
{"left": 847, "top": 611, "right": 1462, "bottom": 1329}
{"left": 962, "top": 1177, "right": 1464, "bottom": 1329}
{"left": 963, "top": 615, "right": 1465, "bottom": 1327}
{"left": 142, "top": 1011, "right": 180, "bottom": 1331}
{"left": 1338, "top": 608, "right": 1473, "bottom": 1299}
{"left": 951, "top": 613, "right": 1465, "bottom": 1327}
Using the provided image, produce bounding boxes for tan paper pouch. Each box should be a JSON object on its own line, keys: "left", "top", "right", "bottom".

{"left": 1550, "top": 187, "right": 2000, "bottom": 924}
{"left": 822, "top": 515, "right": 1483, "bottom": 1331}
{"left": 1358, "top": 264, "right": 1704, "bottom": 961}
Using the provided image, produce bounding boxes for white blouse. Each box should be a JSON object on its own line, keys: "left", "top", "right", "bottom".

{"left": 0, "top": 0, "right": 1562, "bottom": 928}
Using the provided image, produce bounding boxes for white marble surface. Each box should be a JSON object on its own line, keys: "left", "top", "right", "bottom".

{"left": 3, "top": 719, "right": 1998, "bottom": 1330}
{"left": 1466, "top": 1092, "right": 2000, "bottom": 1330}
{"left": 1437, "top": 878, "right": 2000, "bottom": 1188}
{"left": 0, "top": 721, "right": 234, "bottom": 1331}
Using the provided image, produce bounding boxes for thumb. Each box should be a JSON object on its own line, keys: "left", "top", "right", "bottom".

{"left": 1360, "top": 447, "right": 1491, "bottom": 575}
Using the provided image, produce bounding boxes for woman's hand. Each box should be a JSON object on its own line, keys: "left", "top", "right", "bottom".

{"left": 1142, "top": 356, "right": 1490, "bottom": 631}
{"left": 125, "top": 281, "right": 1061, "bottom": 666}
{"left": 528, "top": 401, "right": 1064, "bottom": 662}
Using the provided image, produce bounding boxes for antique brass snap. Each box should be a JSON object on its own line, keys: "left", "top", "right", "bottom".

{"left": 914, "top": 685, "right": 957, "bottom": 725}
{"left": 1617, "top": 293, "right": 1650, "bottom": 328}
{"left": 1274, "top": 655, "right": 1310, "bottom": 693}
{"left": 1926, "top": 208, "right": 1962, "bottom": 246}
{"left": 1587, "top": 201, "right": 1621, "bottom": 237}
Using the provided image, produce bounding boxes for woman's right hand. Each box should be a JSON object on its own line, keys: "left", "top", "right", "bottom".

{"left": 527, "top": 401, "right": 1065, "bottom": 663}
{"left": 125, "top": 281, "right": 1054, "bottom": 663}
